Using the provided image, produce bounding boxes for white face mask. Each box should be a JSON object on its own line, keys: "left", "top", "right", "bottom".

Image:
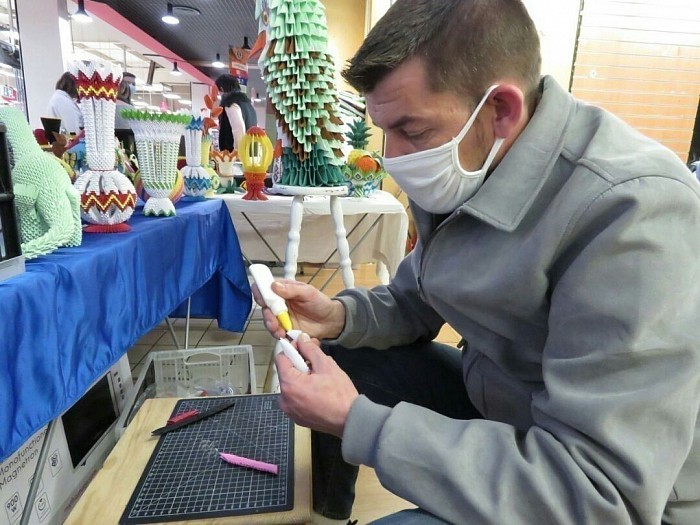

{"left": 383, "top": 85, "right": 504, "bottom": 214}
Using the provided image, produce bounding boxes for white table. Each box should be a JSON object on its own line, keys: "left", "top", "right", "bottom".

{"left": 213, "top": 190, "right": 409, "bottom": 287}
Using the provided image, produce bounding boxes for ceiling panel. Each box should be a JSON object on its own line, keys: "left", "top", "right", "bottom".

{"left": 92, "top": 0, "right": 262, "bottom": 92}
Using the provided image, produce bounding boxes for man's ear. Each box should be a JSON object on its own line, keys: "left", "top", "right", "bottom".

{"left": 489, "top": 85, "right": 525, "bottom": 139}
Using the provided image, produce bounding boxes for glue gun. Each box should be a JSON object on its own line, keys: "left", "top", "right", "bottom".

{"left": 249, "top": 264, "right": 292, "bottom": 332}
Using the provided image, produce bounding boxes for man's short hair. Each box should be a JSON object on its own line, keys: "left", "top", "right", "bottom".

{"left": 215, "top": 74, "right": 241, "bottom": 94}
{"left": 342, "top": 0, "right": 542, "bottom": 108}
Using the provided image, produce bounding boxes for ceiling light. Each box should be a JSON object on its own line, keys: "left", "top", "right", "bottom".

{"left": 212, "top": 53, "right": 225, "bottom": 69}
{"left": 73, "top": 0, "right": 93, "bottom": 23}
{"left": 163, "top": 92, "right": 181, "bottom": 100}
{"left": 162, "top": 3, "right": 179, "bottom": 25}
{"left": 145, "top": 83, "right": 164, "bottom": 92}
{"left": 170, "top": 62, "right": 182, "bottom": 76}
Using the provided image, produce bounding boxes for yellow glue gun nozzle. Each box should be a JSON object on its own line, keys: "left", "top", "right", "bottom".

{"left": 277, "top": 312, "right": 292, "bottom": 332}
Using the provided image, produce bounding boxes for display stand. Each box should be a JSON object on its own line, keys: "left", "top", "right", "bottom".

{"left": 272, "top": 184, "right": 354, "bottom": 288}
{"left": 213, "top": 190, "right": 409, "bottom": 288}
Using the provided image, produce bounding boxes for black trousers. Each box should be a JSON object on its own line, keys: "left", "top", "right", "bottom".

{"left": 312, "top": 340, "right": 481, "bottom": 520}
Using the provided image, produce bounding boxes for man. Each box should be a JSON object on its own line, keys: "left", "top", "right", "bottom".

{"left": 256, "top": 0, "right": 700, "bottom": 523}
{"left": 214, "top": 73, "right": 257, "bottom": 152}
{"left": 114, "top": 71, "right": 136, "bottom": 130}
{"left": 120, "top": 71, "right": 137, "bottom": 102}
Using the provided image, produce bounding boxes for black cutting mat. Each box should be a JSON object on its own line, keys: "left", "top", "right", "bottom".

{"left": 120, "top": 394, "right": 294, "bottom": 524}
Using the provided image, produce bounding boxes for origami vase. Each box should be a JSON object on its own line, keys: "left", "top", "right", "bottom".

{"left": 133, "top": 170, "right": 185, "bottom": 204}
{"left": 181, "top": 119, "right": 211, "bottom": 199}
{"left": 211, "top": 150, "right": 238, "bottom": 190}
{"left": 69, "top": 61, "right": 137, "bottom": 233}
{"left": 201, "top": 137, "right": 213, "bottom": 167}
{"left": 343, "top": 153, "right": 387, "bottom": 198}
{"left": 201, "top": 137, "right": 219, "bottom": 191}
{"left": 218, "top": 160, "right": 235, "bottom": 188}
{"left": 121, "top": 110, "right": 191, "bottom": 216}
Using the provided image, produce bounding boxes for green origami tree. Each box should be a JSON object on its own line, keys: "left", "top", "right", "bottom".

{"left": 256, "top": 0, "right": 346, "bottom": 187}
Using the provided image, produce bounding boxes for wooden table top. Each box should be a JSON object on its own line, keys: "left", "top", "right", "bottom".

{"left": 65, "top": 397, "right": 311, "bottom": 525}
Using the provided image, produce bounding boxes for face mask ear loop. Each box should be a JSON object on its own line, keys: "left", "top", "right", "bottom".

{"left": 454, "top": 84, "right": 500, "bottom": 143}
{"left": 481, "top": 137, "right": 505, "bottom": 172}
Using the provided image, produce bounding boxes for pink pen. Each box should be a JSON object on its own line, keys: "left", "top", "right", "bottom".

{"left": 219, "top": 452, "right": 279, "bottom": 475}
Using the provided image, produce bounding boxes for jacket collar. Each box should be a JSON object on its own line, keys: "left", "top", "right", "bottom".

{"left": 461, "top": 76, "right": 576, "bottom": 232}
{"left": 220, "top": 90, "right": 250, "bottom": 107}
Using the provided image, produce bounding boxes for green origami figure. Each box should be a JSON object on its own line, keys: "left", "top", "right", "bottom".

{"left": 0, "top": 107, "right": 81, "bottom": 259}
{"left": 254, "top": 0, "right": 346, "bottom": 188}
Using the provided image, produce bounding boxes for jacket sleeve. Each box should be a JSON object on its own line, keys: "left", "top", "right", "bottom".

{"left": 341, "top": 176, "right": 700, "bottom": 524}
{"left": 329, "top": 244, "right": 446, "bottom": 349}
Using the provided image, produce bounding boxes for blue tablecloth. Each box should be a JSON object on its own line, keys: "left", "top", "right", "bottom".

{"left": 0, "top": 199, "right": 252, "bottom": 461}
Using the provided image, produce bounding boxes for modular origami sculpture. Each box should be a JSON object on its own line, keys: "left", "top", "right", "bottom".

{"left": 120, "top": 109, "right": 190, "bottom": 216}
{"left": 239, "top": 126, "right": 273, "bottom": 200}
{"left": 343, "top": 118, "right": 387, "bottom": 197}
{"left": 0, "top": 107, "right": 82, "bottom": 258}
{"left": 253, "top": 0, "right": 346, "bottom": 188}
{"left": 69, "top": 60, "right": 137, "bottom": 232}
{"left": 181, "top": 116, "right": 212, "bottom": 199}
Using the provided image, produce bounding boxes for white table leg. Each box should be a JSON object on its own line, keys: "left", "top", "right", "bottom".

{"left": 329, "top": 195, "right": 354, "bottom": 288}
{"left": 376, "top": 261, "right": 390, "bottom": 285}
{"left": 267, "top": 341, "right": 284, "bottom": 393}
{"left": 284, "top": 195, "right": 305, "bottom": 280}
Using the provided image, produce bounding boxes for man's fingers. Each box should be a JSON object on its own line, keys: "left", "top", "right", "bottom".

{"left": 251, "top": 283, "right": 266, "bottom": 307}
{"left": 271, "top": 279, "right": 313, "bottom": 300}
{"left": 295, "top": 334, "right": 325, "bottom": 368}
{"left": 258, "top": 307, "right": 288, "bottom": 340}
{"left": 275, "top": 352, "right": 295, "bottom": 375}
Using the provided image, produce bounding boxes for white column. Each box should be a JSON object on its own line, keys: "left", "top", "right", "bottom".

{"left": 15, "top": 0, "right": 73, "bottom": 129}
{"left": 190, "top": 82, "right": 209, "bottom": 116}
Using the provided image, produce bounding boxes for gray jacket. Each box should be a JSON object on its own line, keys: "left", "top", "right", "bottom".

{"left": 334, "top": 77, "right": 700, "bottom": 524}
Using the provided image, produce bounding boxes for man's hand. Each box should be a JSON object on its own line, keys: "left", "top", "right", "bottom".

{"left": 276, "top": 334, "right": 358, "bottom": 438}
{"left": 252, "top": 279, "right": 346, "bottom": 340}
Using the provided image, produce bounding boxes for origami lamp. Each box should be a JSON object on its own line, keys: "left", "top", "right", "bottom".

{"left": 239, "top": 126, "right": 272, "bottom": 200}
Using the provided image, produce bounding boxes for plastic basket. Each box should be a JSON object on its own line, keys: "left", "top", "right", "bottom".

{"left": 152, "top": 345, "right": 256, "bottom": 398}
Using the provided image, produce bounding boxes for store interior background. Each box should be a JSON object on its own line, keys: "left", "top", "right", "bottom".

{"left": 3, "top": 0, "right": 585, "bottom": 159}
{"left": 0, "top": 0, "right": 698, "bottom": 522}
{"left": 2, "top": 0, "right": 696, "bottom": 168}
